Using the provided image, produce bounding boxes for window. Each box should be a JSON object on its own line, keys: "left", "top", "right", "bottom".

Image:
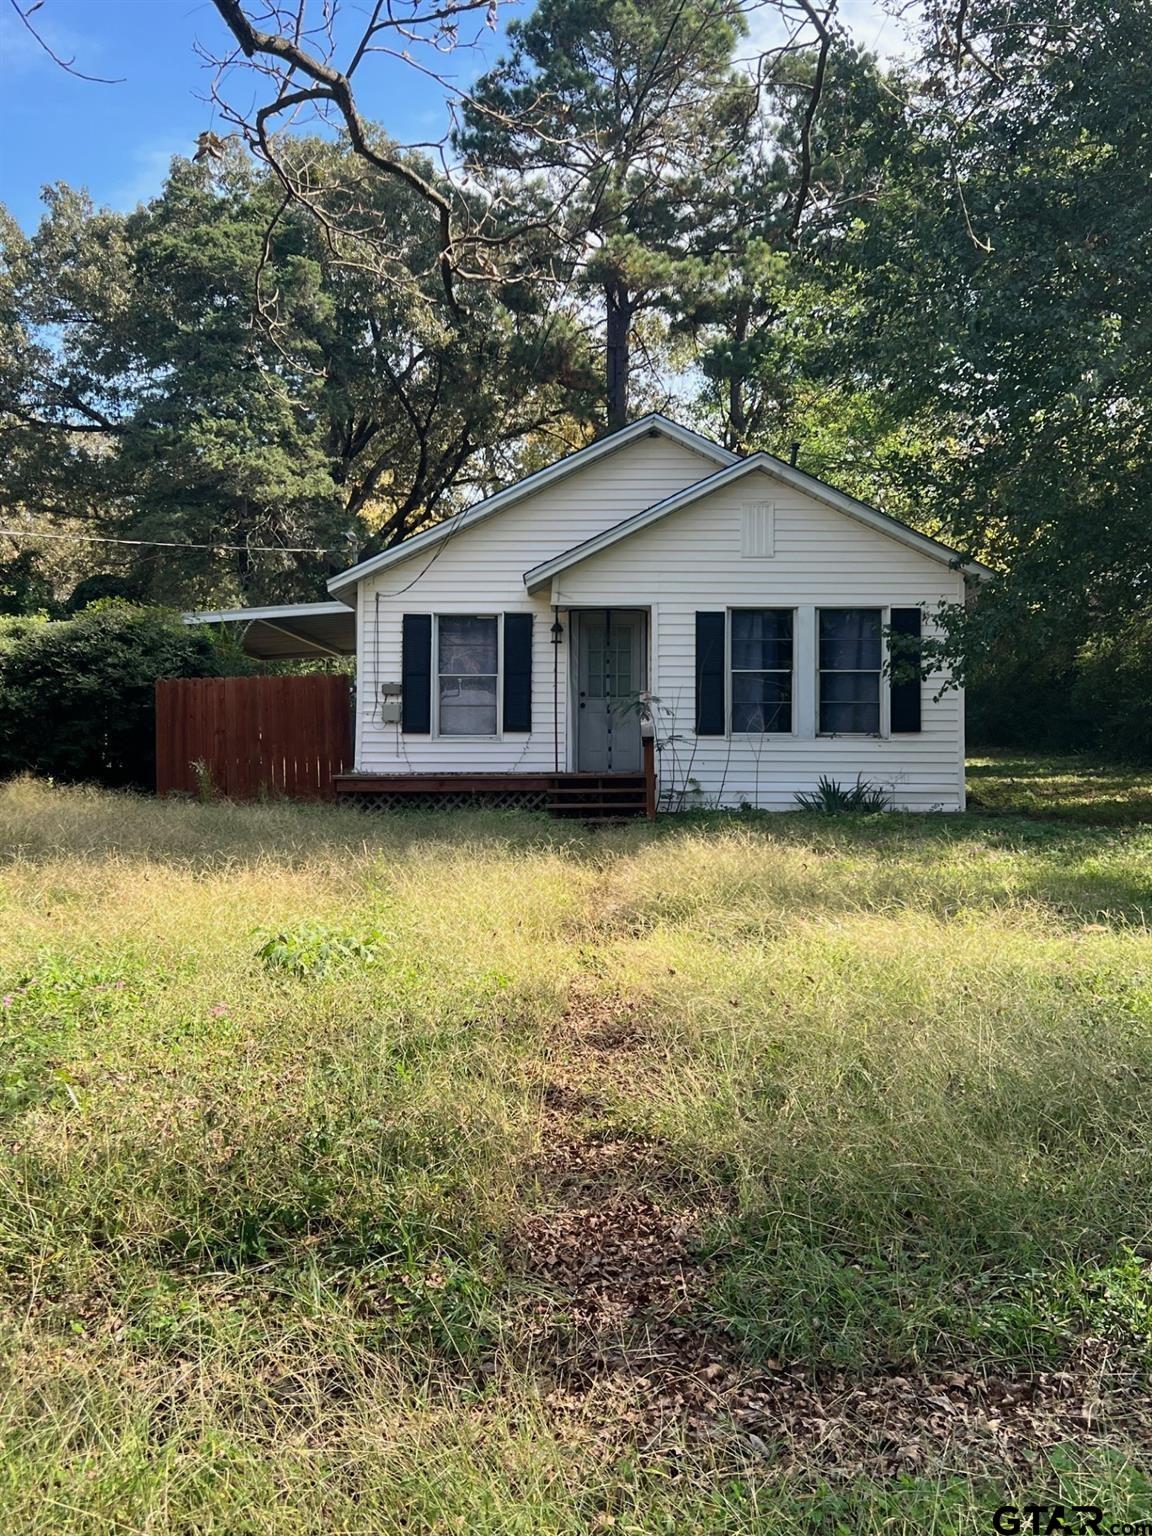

{"left": 730, "top": 609, "right": 793, "bottom": 732}
{"left": 819, "top": 608, "right": 882, "bottom": 734}
{"left": 437, "top": 616, "right": 498, "bottom": 735}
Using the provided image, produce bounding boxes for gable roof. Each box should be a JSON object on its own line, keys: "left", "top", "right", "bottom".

{"left": 327, "top": 414, "right": 737, "bottom": 603}
{"left": 524, "top": 453, "right": 994, "bottom": 593}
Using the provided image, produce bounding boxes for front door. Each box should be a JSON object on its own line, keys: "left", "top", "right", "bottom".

{"left": 574, "top": 610, "right": 646, "bottom": 772}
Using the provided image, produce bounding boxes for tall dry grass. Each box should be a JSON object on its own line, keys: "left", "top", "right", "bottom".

{"left": 1, "top": 778, "right": 1151, "bottom": 1531}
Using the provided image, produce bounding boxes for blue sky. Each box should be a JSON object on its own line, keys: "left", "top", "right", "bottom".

{"left": 0, "top": 0, "right": 912, "bottom": 233}
{"left": 0, "top": 0, "right": 510, "bottom": 230}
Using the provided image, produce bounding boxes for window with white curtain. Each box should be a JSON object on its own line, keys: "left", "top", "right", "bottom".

{"left": 437, "top": 616, "right": 498, "bottom": 736}
{"left": 818, "top": 609, "right": 883, "bottom": 734}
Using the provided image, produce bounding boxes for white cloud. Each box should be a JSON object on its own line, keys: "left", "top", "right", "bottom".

{"left": 0, "top": 6, "right": 108, "bottom": 77}
{"left": 109, "top": 140, "right": 189, "bottom": 212}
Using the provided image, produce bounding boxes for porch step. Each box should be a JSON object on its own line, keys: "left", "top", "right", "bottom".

{"left": 547, "top": 772, "right": 646, "bottom": 820}
{"left": 547, "top": 785, "right": 646, "bottom": 798}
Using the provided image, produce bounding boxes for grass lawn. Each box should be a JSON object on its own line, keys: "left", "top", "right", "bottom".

{"left": 968, "top": 753, "right": 1152, "bottom": 824}
{"left": 2, "top": 769, "right": 1152, "bottom": 1532}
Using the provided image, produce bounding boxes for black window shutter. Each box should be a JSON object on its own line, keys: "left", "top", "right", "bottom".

{"left": 889, "top": 607, "right": 923, "bottom": 733}
{"left": 503, "top": 613, "right": 533, "bottom": 732}
{"left": 695, "top": 612, "right": 726, "bottom": 736}
{"left": 401, "top": 614, "right": 432, "bottom": 733}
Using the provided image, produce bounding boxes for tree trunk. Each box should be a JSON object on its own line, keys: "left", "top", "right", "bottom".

{"left": 728, "top": 373, "right": 745, "bottom": 451}
{"left": 727, "top": 297, "right": 749, "bottom": 450}
{"left": 234, "top": 505, "right": 255, "bottom": 601}
{"left": 605, "top": 278, "right": 633, "bottom": 430}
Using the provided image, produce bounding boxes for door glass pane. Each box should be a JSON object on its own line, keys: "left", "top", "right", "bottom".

{"left": 819, "top": 609, "right": 881, "bottom": 670}
{"left": 732, "top": 610, "right": 793, "bottom": 670}
{"left": 585, "top": 640, "right": 606, "bottom": 699}
{"left": 608, "top": 626, "right": 634, "bottom": 701}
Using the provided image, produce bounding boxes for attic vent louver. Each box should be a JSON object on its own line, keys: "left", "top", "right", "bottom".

{"left": 741, "top": 502, "right": 775, "bottom": 558}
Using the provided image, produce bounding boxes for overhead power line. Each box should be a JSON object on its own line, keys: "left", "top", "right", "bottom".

{"left": 0, "top": 528, "right": 332, "bottom": 554}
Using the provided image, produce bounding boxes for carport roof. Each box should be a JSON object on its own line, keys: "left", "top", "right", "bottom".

{"left": 183, "top": 601, "right": 355, "bottom": 660}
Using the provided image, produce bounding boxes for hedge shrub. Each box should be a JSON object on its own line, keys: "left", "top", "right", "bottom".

{"left": 0, "top": 604, "right": 249, "bottom": 789}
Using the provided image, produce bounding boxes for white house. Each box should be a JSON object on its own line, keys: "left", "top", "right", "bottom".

{"left": 188, "top": 415, "right": 989, "bottom": 814}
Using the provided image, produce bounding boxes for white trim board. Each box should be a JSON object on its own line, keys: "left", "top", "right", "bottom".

{"left": 183, "top": 601, "right": 352, "bottom": 624}
{"left": 326, "top": 415, "right": 738, "bottom": 603}
{"left": 524, "top": 454, "right": 994, "bottom": 593}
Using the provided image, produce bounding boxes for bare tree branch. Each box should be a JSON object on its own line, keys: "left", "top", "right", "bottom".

{"left": 210, "top": 0, "right": 466, "bottom": 303}
{"left": 5, "top": 0, "right": 125, "bottom": 82}
{"left": 788, "top": 0, "right": 837, "bottom": 240}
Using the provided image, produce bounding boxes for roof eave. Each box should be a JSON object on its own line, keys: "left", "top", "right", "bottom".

{"left": 524, "top": 454, "right": 993, "bottom": 590}
{"left": 327, "top": 414, "right": 737, "bottom": 597}
{"left": 182, "top": 600, "right": 352, "bottom": 624}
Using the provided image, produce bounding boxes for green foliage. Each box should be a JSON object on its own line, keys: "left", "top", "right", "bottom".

{"left": 0, "top": 603, "right": 249, "bottom": 787}
{"left": 1074, "top": 612, "right": 1152, "bottom": 763}
{"left": 793, "top": 774, "right": 892, "bottom": 814}
{"left": 460, "top": 0, "right": 755, "bottom": 423}
{"left": 1, "top": 145, "right": 597, "bottom": 608}
{"left": 254, "top": 921, "right": 386, "bottom": 979}
{"left": 781, "top": 2, "right": 1152, "bottom": 744}
{"left": 0, "top": 951, "right": 131, "bottom": 1117}
{"left": 0, "top": 613, "right": 47, "bottom": 650}
{"left": 0, "top": 546, "right": 57, "bottom": 616}
{"left": 964, "top": 606, "right": 1152, "bottom": 763}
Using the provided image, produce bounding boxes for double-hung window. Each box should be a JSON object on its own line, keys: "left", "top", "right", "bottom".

{"left": 437, "top": 616, "right": 498, "bottom": 736}
{"left": 730, "top": 609, "right": 793, "bottom": 732}
{"left": 818, "top": 608, "right": 882, "bottom": 734}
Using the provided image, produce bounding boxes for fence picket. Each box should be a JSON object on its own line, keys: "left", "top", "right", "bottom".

{"left": 155, "top": 676, "right": 352, "bottom": 800}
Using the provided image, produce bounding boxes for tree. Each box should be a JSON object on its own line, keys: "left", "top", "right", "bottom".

{"left": 724, "top": 0, "right": 1152, "bottom": 745}
{"left": 0, "top": 143, "right": 598, "bottom": 607}
{"left": 205, "top": 0, "right": 514, "bottom": 309}
{"left": 201, "top": 0, "right": 837, "bottom": 315}
{"left": 0, "top": 604, "right": 250, "bottom": 788}
{"left": 459, "top": 0, "right": 757, "bottom": 427}
{"left": 0, "top": 547, "right": 56, "bottom": 617}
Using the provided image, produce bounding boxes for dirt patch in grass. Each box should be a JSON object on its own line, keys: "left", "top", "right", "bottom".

{"left": 539, "top": 985, "right": 658, "bottom": 1111}
{"left": 522, "top": 1129, "right": 708, "bottom": 1327}
{"left": 511, "top": 992, "right": 1152, "bottom": 1479}
{"left": 551, "top": 984, "right": 648, "bottom": 1055}
{"left": 513, "top": 1129, "right": 1152, "bottom": 1474}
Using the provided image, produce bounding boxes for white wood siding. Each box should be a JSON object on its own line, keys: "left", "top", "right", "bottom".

{"left": 356, "top": 434, "right": 719, "bottom": 773}
{"left": 551, "top": 467, "right": 966, "bottom": 811}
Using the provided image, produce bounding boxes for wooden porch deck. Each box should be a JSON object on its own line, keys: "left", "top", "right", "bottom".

{"left": 333, "top": 768, "right": 655, "bottom": 821}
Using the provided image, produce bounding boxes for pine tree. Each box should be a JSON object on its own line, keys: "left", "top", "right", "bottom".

{"left": 459, "top": 0, "right": 755, "bottom": 428}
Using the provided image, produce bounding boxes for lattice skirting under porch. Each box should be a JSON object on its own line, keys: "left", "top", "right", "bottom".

{"left": 339, "top": 789, "right": 552, "bottom": 813}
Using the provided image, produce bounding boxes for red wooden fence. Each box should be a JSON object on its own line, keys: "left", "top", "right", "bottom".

{"left": 155, "top": 676, "right": 353, "bottom": 800}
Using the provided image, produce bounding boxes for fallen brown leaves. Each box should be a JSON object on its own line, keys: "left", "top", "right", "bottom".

{"left": 506, "top": 989, "right": 1152, "bottom": 1479}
